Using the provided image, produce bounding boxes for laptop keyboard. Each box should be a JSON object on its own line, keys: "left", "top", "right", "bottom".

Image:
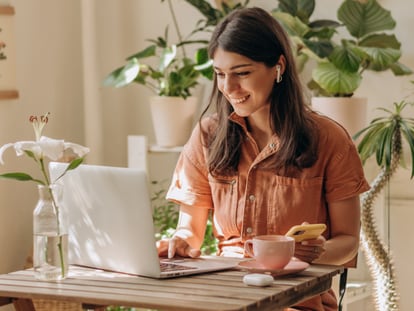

{"left": 160, "top": 261, "right": 197, "bottom": 272}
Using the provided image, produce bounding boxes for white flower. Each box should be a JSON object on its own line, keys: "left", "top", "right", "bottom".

{"left": 0, "top": 113, "right": 90, "bottom": 187}
{"left": 0, "top": 113, "right": 89, "bottom": 279}
{"left": 0, "top": 136, "right": 90, "bottom": 165}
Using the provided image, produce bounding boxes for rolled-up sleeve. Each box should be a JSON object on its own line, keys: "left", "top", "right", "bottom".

{"left": 322, "top": 124, "right": 370, "bottom": 203}
{"left": 166, "top": 123, "right": 213, "bottom": 209}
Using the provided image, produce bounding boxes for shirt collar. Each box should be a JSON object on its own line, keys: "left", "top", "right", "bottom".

{"left": 228, "top": 112, "right": 248, "bottom": 132}
{"left": 228, "top": 112, "right": 280, "bottom": 152}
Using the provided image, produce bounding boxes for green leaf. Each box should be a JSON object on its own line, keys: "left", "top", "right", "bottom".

{"left": 312, "top": 62, "right": 362, "bottom": 96}
{"left": 355, "top": 123, "right": 385, "bottom": 163}
{"left": 359, "top": 33, "right": 401, "bottom": 49}
{"left": 400, "top": 120, "right": 414, "bottom": 178}
{"left": 277, "top": 0, "right": 315, "bottom": 24}
{"left": 308, "top": 19, "right": 341, "bottom": 37}
{"left": 382, "top": 123, "right": 395, "bottom": 168}
{"left": 355, "top": 100, "right": 414, "bottom": 178}
{"left": 126, "top": 45, "right": 157, "bottom": 60}
{"left": 182, "top": 0, "right": 223, "bottom": 26}
{"left": 195, "top": 47, "right": 208, "bottom": 64}
{"left": 272, "top": 11, "right": 309, "bottom": 38}
{"left": 303, "top": 39, "right": 334, "bottom": 59}
{"left": 177, "top": 39, "right": 209, "bottom": 48}
{"left": 195, "top": 47, "right": 213, "bottom": 80}
{"left": 329, "top": 45, "right": 363, "bottom": 73}
{"left": 66, "top": 157, "right": 84, "bottom": 171}
{"left": 0, "top": 172, "right": 45, "bottom": 184}
{"left": 371, "top": 125, "right": 387, "bottom": 165}
{"left": 295, "top": 53, "right": 309, "bottom": 72}
{"left": 159, "top": 45, "right": 177, "bottom": 72}
{"left": 338, "top": 0, "right": 396, "bottom": 39}
{"left": 103, "top": 59, "right": 140, "bottom": 88}
{"left": 390, "top": 62, "right": 413, "bottom": 76}
{"left": 360, "top": 46, "right": 401, "bottom": 71}
{"left": 23, "top": 150, "right": 37, "bottom": 161}
{"left": 53, "top": 157, "right": 85, "bottom": 182}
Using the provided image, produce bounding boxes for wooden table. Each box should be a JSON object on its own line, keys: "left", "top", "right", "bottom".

{"left": 0, "top": 264, "right": 342, "bottom": 311}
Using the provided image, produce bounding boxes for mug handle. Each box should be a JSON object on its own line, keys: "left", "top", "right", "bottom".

{"left": 244, "top": 239, "right": 254, "bottom": 257}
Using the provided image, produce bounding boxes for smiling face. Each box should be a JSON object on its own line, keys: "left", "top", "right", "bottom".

{"left": 213, "top": 48, "right": 279, "bottom": 118}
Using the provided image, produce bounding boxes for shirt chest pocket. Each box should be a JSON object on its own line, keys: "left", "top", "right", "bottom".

{"left": 208, "top": 174, "right": 239, "bottom": 237}
{"left": 268, "top": 175, "right": 325, "bottom": 232}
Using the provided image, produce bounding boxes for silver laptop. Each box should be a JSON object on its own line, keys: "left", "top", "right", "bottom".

{"left": 48, "top": 162, "right": 239, "bottom": 278}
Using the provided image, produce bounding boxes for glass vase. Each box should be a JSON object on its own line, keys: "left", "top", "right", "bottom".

{"left": 33, "top": 184, "right": 68, "bottom": 281}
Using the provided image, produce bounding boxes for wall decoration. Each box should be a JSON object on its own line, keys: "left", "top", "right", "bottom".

{"left": 0, "top": 5, "right": 18, "bottom": 100}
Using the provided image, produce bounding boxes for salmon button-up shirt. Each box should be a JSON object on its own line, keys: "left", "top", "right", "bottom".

{"left": 166, "top": 112, "right": 370, "bottom": 311}
{"left": 167, "top": 112, "right": 369, "bottom": 255}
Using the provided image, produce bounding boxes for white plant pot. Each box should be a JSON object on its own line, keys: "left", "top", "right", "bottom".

{"left": 311, "top": 97, "right": 368, "bottom": 138}
{"left": 150, "top": 96, "right": 198, "bottom": 147}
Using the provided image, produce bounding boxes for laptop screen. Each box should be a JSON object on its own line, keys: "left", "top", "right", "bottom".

{"left": 48, "top": 162, "right": 162, "bottom": 277}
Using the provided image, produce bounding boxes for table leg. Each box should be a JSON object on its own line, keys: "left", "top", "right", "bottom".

{"left": 13, "top": 298, "right": 36, "bottom": 311}
{"left": 0, "top": 297, "right": 12, "bottom": 307}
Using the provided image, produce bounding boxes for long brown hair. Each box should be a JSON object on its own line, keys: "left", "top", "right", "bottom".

{"left": 201, "top": 7, "right": 318, "bottom": 175}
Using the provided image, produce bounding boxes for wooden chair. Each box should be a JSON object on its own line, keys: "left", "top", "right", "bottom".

{"left": 338, "top": 268, "right": 348, "bottom": 311}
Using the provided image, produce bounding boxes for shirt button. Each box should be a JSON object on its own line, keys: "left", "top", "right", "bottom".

{"left": 249, "top": 194, "right": 255, "bottom": 202}
{"left": 246, "top": 227, "right": 253, "bottom": 234}
{"left": 269, "top": 143, "right": 276, "bottom": 149}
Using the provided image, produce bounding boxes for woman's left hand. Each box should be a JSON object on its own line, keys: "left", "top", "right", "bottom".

{"left": 293, "top": 236, "right": 326, "bottom": 263}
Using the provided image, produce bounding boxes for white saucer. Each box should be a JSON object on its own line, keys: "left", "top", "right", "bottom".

{"left": 237, "top": 258, "right": 309, "bottom": 277}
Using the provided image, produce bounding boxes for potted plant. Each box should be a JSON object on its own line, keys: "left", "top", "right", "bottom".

{"left": 151, "top": 179, "right": 217, "bottom": 255}
{"left": 103, "top": 0, "right": 215, "bottom": 147}
{"left": 103, "top": 31, "right": 207, "bottom": 147}
{"left": 273, "top": 0, "right": 412, "bottom": 136}
{"left": 104, "top": 0, "right": 250, "bottom": 147}
{"left": 116, "top": 0, "right": 251, "bottom": 91}
{"left": 103, "top": 32, "right": 204, "bottom": 99}
{"left": 353, "top": 98, "right": 414, "bottom": 311}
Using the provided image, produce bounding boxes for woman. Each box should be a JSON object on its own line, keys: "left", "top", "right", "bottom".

{"left": 157, "top": 7, "right": 369, "bottom": 310}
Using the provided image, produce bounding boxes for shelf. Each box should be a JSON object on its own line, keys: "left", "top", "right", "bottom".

{"left": 345, "top": 281, "right": 372, "bottom": 305}
{"left": 128, "top": 135, "right": 182, "bottom": 171}
{"left": 149, "top": 144, "right": 183, "bottom": 153}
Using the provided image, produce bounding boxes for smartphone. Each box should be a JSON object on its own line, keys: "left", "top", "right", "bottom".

{"left": 285, "top": 223, "right": 327, "bottom": 242}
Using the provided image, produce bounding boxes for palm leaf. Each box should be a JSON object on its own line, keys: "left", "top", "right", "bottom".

{"left": 382, "top": 122, "right": 395, "bottom": 168}
{"left": 354, "top": 100, "right": 414, "bottom": 178}
{"left": 400, "top": 120, "right": 414, "bottom": 177}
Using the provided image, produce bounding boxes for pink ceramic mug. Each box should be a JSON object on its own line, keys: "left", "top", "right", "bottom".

{"left": 244, "top": 235, "right": 295, "bottom": 270}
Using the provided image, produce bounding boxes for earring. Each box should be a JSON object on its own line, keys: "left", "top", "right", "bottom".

{"left": 276, "top": 65, "right": 282, "bottom": 83}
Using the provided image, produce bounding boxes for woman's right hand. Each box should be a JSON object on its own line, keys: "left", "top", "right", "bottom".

{"left": 156, "top": 236, "right": 201, "bottom": 259}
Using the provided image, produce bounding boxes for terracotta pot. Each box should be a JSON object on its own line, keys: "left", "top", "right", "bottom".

{"left": 311, "top": 97, "right": 368, "bottom": 138}
{"left": 150, "top": 96, "right": 198, "bottom": 147}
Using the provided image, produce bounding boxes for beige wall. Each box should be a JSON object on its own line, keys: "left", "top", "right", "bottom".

{"left": 0, "top": 0, "right": 202, "bottom": 275}
{"left": 0, "top": 0, "right": 84, "bottom": 274}
{"left": 0, "top": 0, "right": 413, "bottom": 309}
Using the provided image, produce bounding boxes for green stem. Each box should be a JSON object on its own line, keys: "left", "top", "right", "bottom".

{"left": 47, "top": 185, "right": 65, "bottom": 278}
{"left": 167, "top": 0, "right": 187, "bottom": 58}
{"left": 57, "top": 235, "right": 65, "bottom": 278}
{"left": 39, "top": 158, "right": 51, "bottom": 185}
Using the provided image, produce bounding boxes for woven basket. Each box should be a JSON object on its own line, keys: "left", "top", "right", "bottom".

{"left": 32, "top": 299, "right": 82, "bottom": 311}
{"left": 25, "top": 251, "right": 83, "bottom": 311}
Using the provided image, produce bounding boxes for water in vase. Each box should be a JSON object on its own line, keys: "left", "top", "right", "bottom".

{"left": 33, "top": 232, "right": 68, "bottom": 281}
